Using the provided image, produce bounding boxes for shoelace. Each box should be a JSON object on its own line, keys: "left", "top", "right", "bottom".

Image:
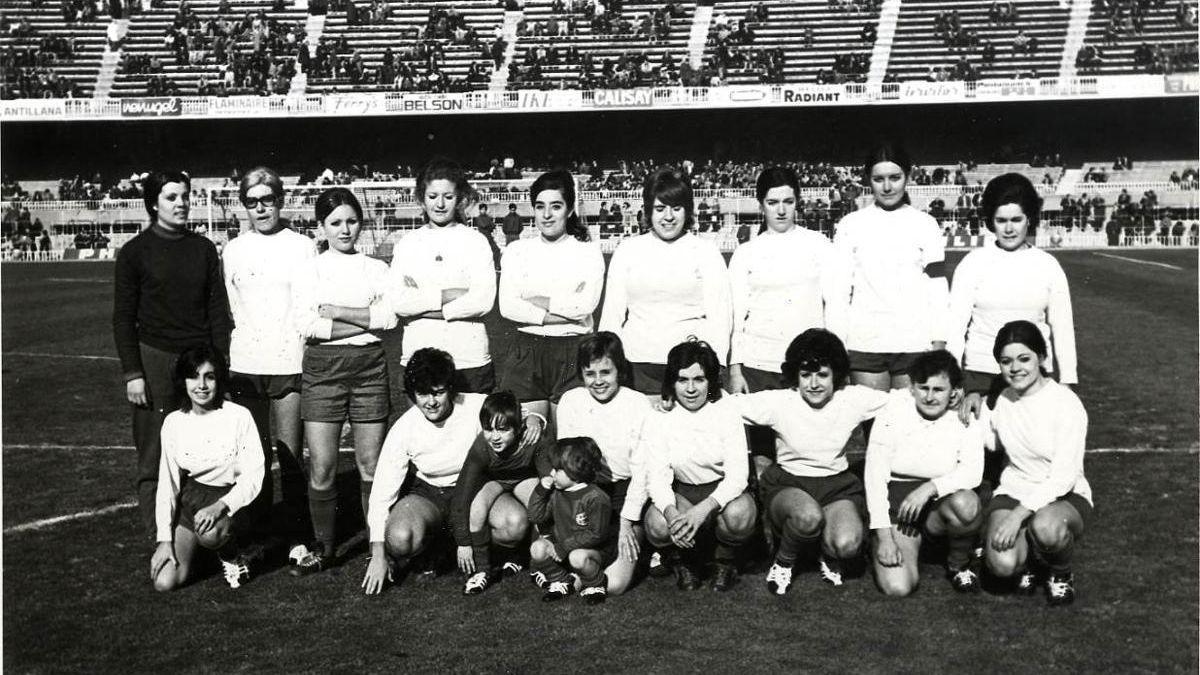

{"left": 1046, "top": 578, "right": 1072, "bottom": 595}
{"left": 819, "top": 559, "right": 843, "bottom": 585}
{"left": 580, "top": 586, "right": 605, "bottom": 596}
{"left": 501, "top": 562, "right": 523, "bottom": 574}
{"left": 465, "top": 572, "right": 489, "bottom": 590}
{"left": 766, "top": 565, "right": 792, "bottom": 585}
{"left": 222, "top": 559, "right": 248, "bottom": 586}
{"left": 954, "top": 569, "right": 976, "bottom": 583}
{"left": 547, "top": 581, "right": 570, "bottom": 594}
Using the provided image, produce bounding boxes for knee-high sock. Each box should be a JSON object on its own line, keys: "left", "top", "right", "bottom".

{"left": 576, "top": 558, "right": 606, "bottom": 589}
{"left": 308, "top": 485, "right": 338, "bottom": 557}
{"left": 946, "top": 533, "right": 976, "bottom": 571}
{"left": 359, "top": 480, "right": 373, "bottom": 529}
{"left": 1029, "top": 529, "right": 1074, "bottom": 575}
{"left": 470, "top": 529, "right": 492, "bottom": 571}
{"left": 775, "top": 520, "right": 819, "bottom": 566}
{"left": 532, "top": 555, "right": 570, "bottom": 584}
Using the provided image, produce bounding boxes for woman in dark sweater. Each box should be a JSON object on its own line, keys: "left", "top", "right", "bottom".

{"left": 113, "top": 170, "right": 233, "bottom": 539}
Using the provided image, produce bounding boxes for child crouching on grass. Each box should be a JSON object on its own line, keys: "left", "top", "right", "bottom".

{"left": 527, "top": 437, "right": 615, "bottom": 604}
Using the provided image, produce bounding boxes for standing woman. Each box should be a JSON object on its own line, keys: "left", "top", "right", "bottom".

{"left": 498, "top": 170, "right": 605, "bottom": 420}
{"left": 389, "top": 157, "right": 497, "bottom": 414}
{"left": 832, "top": 142, "right": 949, "bottom": 392}
{"left": 222, "top": 166, "right": 317, "bottom": 540}
{"left": 982, "top": 320, "right": 1091, "bottom": 606}
{"left": 113, "top": 170, "right": 232, "bottom": 540}
{"left": 948, "top": 172, "right": 1077, "bottom": 413}
{"left": 599, "top": 168, "right": 732, "bottom": 395}
{"left": 290, "top": 187, "right": 398, "bottom": 574}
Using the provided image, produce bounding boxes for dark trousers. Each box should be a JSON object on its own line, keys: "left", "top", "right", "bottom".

{"left": 132, "top": 343, "right": 180, "bottom": 539}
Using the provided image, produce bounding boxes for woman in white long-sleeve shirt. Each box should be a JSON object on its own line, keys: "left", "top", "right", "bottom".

{"left": 832, "top": 142, "right": 949, "bottom": 392}
{"left": 289, "top": 188, "right": 398, "bottom": 575}
{"left": 982, "top": 320, "right": 1092, "bottom": 606}
{"left": 222, "top": 166, "right": 316, "bottom": 541}
{"left": 949, "top": 173, "right": 1078, "bottom": 412}
{"left": 599, "top": 169, "right": 732, "bottom": 395}
{"left": 150, "top": 346, "right": 263, "bottom": 591}
{"left": 643, "top": 340, "right": 755, "bottom": 592}
{"left": 389, "top": 158, "right": 497, "bottom": 414}
{"left": 498, "top": 170, "right": 605, "bottom": 420}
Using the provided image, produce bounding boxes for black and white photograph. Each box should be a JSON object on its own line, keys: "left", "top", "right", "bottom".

{"left": 0, "top": 0, "right": 1197, "bottom": 669}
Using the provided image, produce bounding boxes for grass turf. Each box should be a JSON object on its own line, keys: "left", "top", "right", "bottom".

{"left": 2, "top": 249, "right": 1197, "bottom": 672}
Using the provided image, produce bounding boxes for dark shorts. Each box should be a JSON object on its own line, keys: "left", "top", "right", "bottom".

{"left": 984, "top": 492, "right": 1093, "bottom": 533}
{"left": 629, "top": 361, "right": 666, "bottom": 396}
{"left": 176, "top": 479, "right": 243, "bottom": 534}
{"left": 740, "top": 365, "right": 786, "bottom": 392}
{"left": 601, "top": 478, "right": 632, "bottom": 520}
{"left": 301, "top": 343, "right": 390, "bottom": 423}
{"left": 496, "top": 331, "right": 583, "bottom": 403}
{"left": 407, "top": 477, "right": 456, "bottom": 527}
{"left": 759, "top": 465, "right": 866, "bottom": 514}
{"left": 963, "top": 369, "right": 1005, "bottom": 398}
{"left": 229, "top": 371, "right": 302, "bottom": 400}
{"left": 491, "top": 476, "right": 535, "bottom": 492}
{"left": 887, "top": 480, "right": 939, "bottom": 525}
{"left": 848, "top": 350, "right": 922, "bottom": 375}
{"left": 672, "top": 479, "right": 735, "bottom": 511}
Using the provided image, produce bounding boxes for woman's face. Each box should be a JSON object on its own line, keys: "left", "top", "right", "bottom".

{"left": 992, "top": 202, "right": 1031, "bottom": 251}
{"left": 582, "top": 356, "right": 620, "bottom": 403}
{"left": 673, "top": 362, "right": 710, "bottom": 412}
{"left": 414, "top": 385, "right": 454, "bottom": 423}
{"left": 533, "top": 188, "right": 569, "bottom": 242}
{"left": 185, "top": 360, "right": 218, "bottom": 411}
{"left": 482, "top": 418, "right": 518, "bottom": 453}
{"left": 910, "top": 372, "right": 957, "bottom": 420}
{"left": 421, "top": 178, "right": 459, "bottom": 227}
{"left": 650, "top": 198, "right": 688, "bottom": 242}
{"left": 321, "top": 204, "right": 361, "bottom": 254}
{"left": 761, "top": 185, "right": 797, "bottom": 234}
{"left": 156, "top": 181, "right": 190, "bottom": 230}
{"left": 869, "top": 161, "right": 908, "bottom": 210}
{"left": 243, "top": 183, "right": 281, "bottom": 234}
{"left": 796, "top": 365, "right": 836, "bottom": 408}
{"left": 998, "top": 342, "right": 1046, "bottom": 395}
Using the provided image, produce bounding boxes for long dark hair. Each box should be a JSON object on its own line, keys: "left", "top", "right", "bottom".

{"left": 862, "top": 142, "right": 913, "bottom": 206}
{"left": 172, "top": 345, "right": 228, "bottom": 413}
{"left": 530, "top": 170, "right": 589, "bottom": 242}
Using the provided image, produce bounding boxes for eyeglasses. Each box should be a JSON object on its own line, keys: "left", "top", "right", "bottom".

{"left": 241, "top": 194, "right": 278, "bottom": 209}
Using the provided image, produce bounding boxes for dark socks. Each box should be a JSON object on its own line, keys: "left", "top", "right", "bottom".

{"left": 470, "top": 529, "right": 492, "bottom": 571}
{"left": 946, "top": 534, "right": 976, "bottom": 571}
{"left": 532, "top": 556, "right": 570, "bottom": 583}
{"left": 359, "top": 480, "right": 373, "bottom": 529}
{"left": 1030, "top": 531, "right": 1074, "bottom": 575}
{"left": 308, "top": 484, "right": 338, "bottom": 557}
{"left": 714, "top": 537, "right": 741, "bottom": 566}
{"left": 775, "top": 528, "right": 819, "bottom": 567}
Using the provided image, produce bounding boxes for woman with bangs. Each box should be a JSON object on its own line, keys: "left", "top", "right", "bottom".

{"left": 389, "top": 157, "right": 498, "bottom": 417}
{"left": 222, "top": 166, "right": 316, "bottom": 542}
{"left": 599, "top": 168, "right": 732, "bottom": 396}
{"left": 498, "top": 170, "right": 605, "bottom": 422}
{"left": 450, "top": 391, "right": 553, "bottom": 596}
{"left": 556, "top": 331, "right": 654, "bottom": 594}
{"left": 642, "top": 340, "right": 756, "bottom": 592}
{"left": 289, "top": 187, "right": 398, "bottom": 576}
{"left": 832, "top": 142, "right": 950, "bottom": 393}
{"left": 729, "top": 328, "right": 890, "bottom": 595}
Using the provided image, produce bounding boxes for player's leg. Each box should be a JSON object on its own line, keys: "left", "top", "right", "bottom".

{"left": 569, "top": 548, "right": 608, "bottom": 604}
{"left": 926, "top": 488, "right": 983, "bottom": 592}
{"left": 152, "top": 525, "right": 200, "bottom": 592}
{"left": 349, "top": 419, "right": 387, "bottom": 526}
{"left": 765, "top": 486, "right": 823, "bottom": 594}
{"left": 821, "top": 499, "right": 865, "bottom": 586}
{"left": 871, "top": 526, "right": 921, "bottom": 597}
{"left": 983, "top": 506, "right": 1030, "bottom": 583}
{"left": 1027, "top": 498, "right": 1087, "bottom": 605}
{"left": 383, "top": 494, "right": 443, "bottom": 574}
{"left": 299, "top": 420, "right": 342, "bottom": 571}
{"left": 711, "top": 492, "right": 757, "bottom": 591}
{"left": 271, "top": 390, "right": 308, "bottom": 540}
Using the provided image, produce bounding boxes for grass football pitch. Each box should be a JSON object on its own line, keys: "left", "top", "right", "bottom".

{"left": 2, "top": 249, "right": 1197, "bottom": 673}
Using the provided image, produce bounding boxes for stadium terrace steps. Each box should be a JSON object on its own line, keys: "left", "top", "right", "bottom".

{"left": 1056, "top": 0, "right": 1093, "bottom": 80}
{"left": 867, "top": 0, "right": 900, "bottom": 83}
{"left": 700, "top": 0, "right": 883, "bottom": 85}
{"left": 0, "top": 0, "right": 109, "bottom": 98}
{"left": 687, "top": 4, "right": 713, "bottom": 68}
{"left": 886, "top": 0, "right": 1071, "bottom": 81}
{"left": 92, "top": 43, "right": 125, "bottom": 98}
{"left": 1078, "top": 0, "right": 1198, "bottom": 76}
{"left": 488, "top": 9, "right": 524, "bottom": 91}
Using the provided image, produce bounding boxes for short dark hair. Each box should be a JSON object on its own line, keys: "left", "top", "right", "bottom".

{"left": 553, "top": 436, "right": 603, "bottom": 483}
{"left": 755, "top": 166, "right": 800, "bottom": 203}
{"left": 575, "top": 331, "right": 633, "bottom": 386}
{"left": 661, "top": 340, "right": 723, "bottom": 403}
{"left": 172, "top": 345, "right": 227, "bottom": 413}
{"left": 404, "top": 347, "right": 457, "bottom": 399}
{"left": 781, "top": 329, "right": 851, "bottom": 390}
{"left": 480, "top": 390, "right": 523, "bottom": 435}
{"left": 642, "top": 168, "right": 695, "bottom": 233}
{"left": 992, "top": 319, "right": 1048, "bottom": 363}
{"left": 142, "top": 170, "right": 191, "bottom": 221}
{"left": 315, "top": 187, "right": 364, "bottom": 224}
{"left": 531, "top": 169, "right": 589, "bottom": 242}
{"left": 906, "top": 350, "right": 964, "bottom": 389}
{"left": 981, "top": 172, "right": 1042, "bottom": 235}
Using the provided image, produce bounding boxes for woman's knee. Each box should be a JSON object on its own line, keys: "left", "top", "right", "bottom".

{"left": 644, "top": 509, "right": 671, "bottom": 545}
{"left": 941, "top": 490, "right": 981, "bottom": 529}
{"left": 308, "top": 463, "right": 337, "bottom": 490}
{"left": 781, "top": 507, "right": 823, "bottom": 539}
{"left": 717, "top": 501, "right": 757, "bottom": 540}
{"left": 985, "top": 549, "right": 1020, "bottom": 578}
{"left": 493, "top": 517, "right": 529, "bottom": 547}
{"left": 530, "top": 537, "right": 555, "bottom": 561}
{"left": 875, "top": 569, "right": 917, "bottom": 598}
{"left": 384, "top": 524, "right": 419, "bottom": 558}
{"left": 153, "top": 568, "right": 182, "bottom": 592}
{"left": 196, "top": 528, "right": 230, "bottom": 551}
{"left": 568, "top": 549, "right": 599, "bottom": 571}
{"left": 1028, "top": 511, "right": 1071, "bottom": 551}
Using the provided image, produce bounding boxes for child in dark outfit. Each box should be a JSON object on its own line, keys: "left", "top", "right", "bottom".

{"left": 527, "top": 436, "right": 614, "bottom": 604}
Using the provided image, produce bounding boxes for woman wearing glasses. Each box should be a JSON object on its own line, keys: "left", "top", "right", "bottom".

{"left": 222, "top": 167, "right": 317, "bottom": 543}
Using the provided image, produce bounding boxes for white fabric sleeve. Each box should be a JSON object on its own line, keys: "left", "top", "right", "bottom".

{"left": 366, "top": 261, "right": 400, "bottom": 331}
{"left": 817, "top": 237, "right": 848, "bottom": 343}
{"left": 1021, "top": 392, "right": 1088, "bottom": 512}
{"left": 155, "top": 416, "right": 183, "bottom": 542}
{"left": 368, "top": 420, "right": 413, "bottom": 542}
{"left": 221, "top": 407, "right": 265, "bottom": 515}
{"left": 727, "top": 247, "right": 750, "bottom": 366}
{"left": 442, "top": 232, "right": 497, "bottom": 321}
{"left": 946, "top": 252, "right": 978, "bottom": 364}
{"left": 728, "top": 391, "right": 778, "bottom": 428}
{"left": 700, "top": 245, "right": 733, "bottom": 366}
{"left": 828, "top": 220, "right": 855, "bottom": 339}
{"left": 1046, "top": 260, "right": 1079, "bottom": 385}
{"left": 498, "top": 244, "right": 548, "bottom": 326}
{"left": 707, "top": 406, "right": 749, "bottom": 509}
{"left": 547, "top": 243, "right": 605, "bottom": 321}
{"left": 863, "top": 406, "right": 898, "bottom": 530}
{"left": 930, "top": 417, "right": 986, "bottom": 498}
{"left": 290, "top": 260, "right": 333, "bottom": 341}
{"left": 642, "top": 423, "right": 676, "bottom": 513}
{"left": 922, "top": 221, "right": 950, "bottom": 345}
{"left": 598, "top": 243, "right": 630, "bottom": 334}
{"left": 387, "top": 248, "right": 442, "bottom": 318}
{"left": 619, "top": 417, "right": 650, "bottom": 522}
{"left": 222, "top": 251, "right": 243, "bottom": 336}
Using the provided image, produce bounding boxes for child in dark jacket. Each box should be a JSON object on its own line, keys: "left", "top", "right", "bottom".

{"left": 527, "top": 436, "right": 614, "bottom": 604}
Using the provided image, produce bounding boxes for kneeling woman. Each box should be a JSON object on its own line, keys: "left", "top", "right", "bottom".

{"left": 291, "top": 187, "right": 398, "bottom": 574}
{"left": 864, "top": 350, "right": 986, "bottom": 597}
{"left": 151, "top": 347, "right": 263, "bottom": 591}
{"left": 643, "top": 341, "right": 756, "bottom": 591}
{"left": 450, "top": 391, "right": 552, "bottom": 595}
{"left": 731, "top": 329, "right": 890, "bottom": 595}
{"left": 983, "top": 320, "right": 1092, "bottom": 606}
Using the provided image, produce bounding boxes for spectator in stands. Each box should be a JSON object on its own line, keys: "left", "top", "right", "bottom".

{"left": 501, "top": 203, "right": 523, "bottom": 243}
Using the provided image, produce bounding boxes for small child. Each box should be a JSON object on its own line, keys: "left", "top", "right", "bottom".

{"left": 864, "top": 350, "right": 986, "bottom": 597}
{"left": 526, "top": 436, "right": 614, "bottom": 604}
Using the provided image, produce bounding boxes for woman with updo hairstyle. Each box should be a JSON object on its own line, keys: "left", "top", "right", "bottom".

{"left": 288, "top": 187, "right": 398, "bottom": 575}
{"left": 600, "top": 168, "right": 732, "bottom": 395}
{"left": 497, "top": 169, "right": 605, "bottom": 423}
{"left": 389, "top": 157, "right": 498, "bottom": 415}
{"left": 832, "top": 142, "right": 950, "bottom": 393}
{"left": 949, "top": 172, "right": 1077, "bottom": 418}
{"left": 114, "top": 169, "right": 232, "bottom": 541}
{"left": 981, "top": 320, "right": 1091, "bottom": 606}
{"left": 222, "top": 166, "right": 316, "bottom": 544}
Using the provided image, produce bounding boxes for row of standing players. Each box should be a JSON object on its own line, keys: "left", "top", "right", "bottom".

{"left": 115, "top": 144, "right": 1086, "bottom": 604}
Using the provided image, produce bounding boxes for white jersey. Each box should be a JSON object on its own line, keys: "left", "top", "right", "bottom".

{"left": 499, "top": 235, "right": 605, "bottom": 336}
{"left": 642, "top": 399, "right": 748, "bottom": 511}
{"left": 291, "top": 248, "right": 397, "bottom": 346}
{"left": 557, "top": 386, "right": 652, "bottom": 521}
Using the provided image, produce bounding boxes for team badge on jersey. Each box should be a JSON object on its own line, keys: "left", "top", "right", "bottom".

{"left": 575, "top": 512, "right": 589, "bottom": 527}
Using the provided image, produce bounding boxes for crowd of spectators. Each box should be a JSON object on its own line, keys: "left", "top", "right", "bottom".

{"left": 1097, "top": 0, "right": 1199, "bottom": 76}
{"left": 706, "top": 8, "right": 788, "bottom": 85}
{"left": 1131, "top": 40, "right": 1198, "bottom": 74}
{"left": 0, "top": 23, "right": 85, "bottom": 99}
